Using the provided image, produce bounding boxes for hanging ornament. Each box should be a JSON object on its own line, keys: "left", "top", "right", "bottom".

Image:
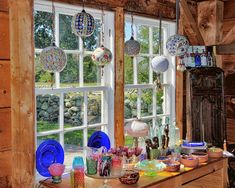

{"left": 39, "top": 0, "right": 67, "bottom": 86}
{"left": 92, "top": 8, "right": 112, "bottom": 75}
{"left": 166, "top": 0, "right": 189, "bottom": 57}
{"left": 124, "top": 14, "right": 140, "bottom": 57}
{"left": 176, "top": 57, "right": 186, "bottom": 72}
{"left": 71, "top": 0, "right": 95, "bottom": 37}
{"left": 151, "top": 11, "right": 169, "bottom": 74}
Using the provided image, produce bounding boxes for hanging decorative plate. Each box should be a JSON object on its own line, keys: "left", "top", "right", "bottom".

{"left": 40, "top": 44, "right": 67, "bottom": 73}
{"left": 36, "top": 139, "right": 64, "bottom": 177}
{"left": 151, "top": 56, "right": 169, "bottom": 73}
{"left": 124, "top": 36, "right": 141, "bottom": 57}
{"left": 166, "top": 34, "right": 189, "bottom": 57}
{"left": 71, "top": 9, "right": 95, "bottom": 37}
{"left": 88, "top": 131, "right": 111, "bottom": 150}
{"left": 92, "top": 46, "right": 112, "bottom": 66}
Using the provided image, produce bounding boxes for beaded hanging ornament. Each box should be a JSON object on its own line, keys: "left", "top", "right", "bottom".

{"left": 71, "top": 1, "right": 95, "bottom": 37}
{"left": 39, "top": 0, "right": 67, "bottom": 86}
{"left": 124, "top": 14, "right": 140, "bottom": 57}
{"left": 92, "top": 8, "right": 112, "bottom": 76}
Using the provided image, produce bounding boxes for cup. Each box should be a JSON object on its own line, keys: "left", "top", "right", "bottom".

{"left": 86, "top": 157, "right": 98, "bottom": 175}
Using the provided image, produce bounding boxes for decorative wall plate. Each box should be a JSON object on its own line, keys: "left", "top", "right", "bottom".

{"left": 88, "top": 131, "right": 111, "bottom": 150}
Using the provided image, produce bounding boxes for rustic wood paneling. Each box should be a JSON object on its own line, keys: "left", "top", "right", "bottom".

{"left": 114, "top": 7, "right": 124, "bottom": 147}
{"left": 224, "top": 1, "right": 235, "bottom": 20}
{"left": 0, "top": 176, "right": 11, "bottom": 188}
{"left": 9, "top": 0, "right": 35, "bottom": 187}
{"left": 0, "top": 108, "right": 11, "bottom": 151}
{"left": 226, "top": 118, "right": 235, "bottom": 143}
{"left": 216, "top": 43, "right": 235, "bottom": 55}
{"left": 0, "top": 61, "right": 10, "bottom": 108}
{"left": 0, "top": 12, "right": 10, "bottom": 60}
{"left": 0, "top": 150, "right": 11, "bottom": 177}
{"left": 0, "top": 0, "right": 9, "bottom": 12}
{"left": 54, "top": 0, "right": 176, "bottom": 20}
{"left": 197, "top": 0, "right": 223, "bottom": 46}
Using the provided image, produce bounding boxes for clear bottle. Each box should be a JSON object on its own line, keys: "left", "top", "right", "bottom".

{"left": 207, "top": 51, "right": 213, "bottom": 67}
{"left": 194, "top": 48, "right": 201, "bottom": 67}
{"left": 72, "top": 156, "right": 85, "bottom": 188}
{"left": 201, "top": 49, "right": 207, "bottom": 67}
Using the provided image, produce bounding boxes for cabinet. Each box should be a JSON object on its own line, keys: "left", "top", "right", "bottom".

{"left": 186, "top": 67, "right": 225, "bottom": 147}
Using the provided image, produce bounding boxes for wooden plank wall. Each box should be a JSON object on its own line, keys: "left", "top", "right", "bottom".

{"left": 0, "top": 0, "right": 11, "bottom": 187}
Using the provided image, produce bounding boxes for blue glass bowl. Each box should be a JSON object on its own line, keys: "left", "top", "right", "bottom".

{"left": 36, "top": 139, "right": 64, "bottom": 177}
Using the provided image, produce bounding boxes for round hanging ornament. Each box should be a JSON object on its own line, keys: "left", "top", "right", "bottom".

{"left": 40, "top": 43, "right": 67, "bottom": 73}
{"left": 124, "top": 14, "right": 140, "bottom": 57}
{"left": 92, "top": 46, "right": 112, "bottom": 67}
{"left": 71, "top": 9, "right": 95, "bottom": 37}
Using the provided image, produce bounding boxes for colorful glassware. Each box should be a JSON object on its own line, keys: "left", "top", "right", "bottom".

{"left": 124, "top": 36, "right": 141, "bottom": 57}
{"left": 48, "top": 163, "right": 65, "bottom": 184}
{"left": 40, "top": 44, "right": 67, "bottom": 73}
{"left": 92, "top": 46, "right": 112, "bottom": 67}
{"left": 71, "top": 9, "right": 95, "bottom": 37}
{"left": 166, "top": 34, "right": 189, "bottom": 57}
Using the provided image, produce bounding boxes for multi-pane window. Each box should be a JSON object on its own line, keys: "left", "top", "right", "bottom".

{"left": 124, "top": 15, "right": 176, "bottom": 146}
{"left": 34, "top": 0, "right": 114, "bottom": 173}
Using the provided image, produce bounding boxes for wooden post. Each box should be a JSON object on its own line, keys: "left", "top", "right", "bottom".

{"left": 114, "top": 7, "right": 124, "bottom": 147}
{"left": 9, "top": 0, "right": 35, "bottom": 187}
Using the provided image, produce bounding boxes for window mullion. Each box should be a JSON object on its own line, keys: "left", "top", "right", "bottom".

{"left": 149, "top": 27, "right": 153, "bottom": 84}
{"left": 137, "top": 88, "right": 142, "bottom": 119}
{"left": 133, "top": 24, "right": 138, "bottom": 85}
{"left": 59, "top": 92, "right": 64, "bottom": 148}
{"left": 83, "top": 91, "right": 88, "bottom": 147}
{"left": 55, "top": 12, "right": 60, "bottom": 88}
{"left": 79, "top": 38, "right": 84, "bottom": 87}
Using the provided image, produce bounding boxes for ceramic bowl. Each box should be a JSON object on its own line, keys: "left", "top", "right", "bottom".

{"left": 207, "top": 148, "right": 223, "bottom": 158}
{"left": 192, "top": 152, "right": 208, "bottom": 163}
{"left": 180, "top": 156, "right": 199, "bottom": 168}
{"left": 164, "top": 161, "right": 181, "bottom": 172}
{"left": 48, "top": 163, "right": 65, "bottom": 177}
{"left": 119, "top": 170, "right": 139, "bottom": 185}
{"left": 157, "top": 156, "right": 170, "bottom": 164}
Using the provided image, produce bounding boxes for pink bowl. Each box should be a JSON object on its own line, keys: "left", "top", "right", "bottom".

{"left": 48, "top": 163, "right": 65, "bottom": 177}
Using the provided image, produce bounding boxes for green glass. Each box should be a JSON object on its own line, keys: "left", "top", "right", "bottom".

{"left": 86, "top": 157, "right": 98, "bottom": 175}
{"left": 150, "top": 149, "right": 160, "bottom": 160}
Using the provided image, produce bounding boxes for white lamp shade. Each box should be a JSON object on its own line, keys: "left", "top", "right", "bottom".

{"left": 125, "top": 120, "right": 149, "bottom": 137}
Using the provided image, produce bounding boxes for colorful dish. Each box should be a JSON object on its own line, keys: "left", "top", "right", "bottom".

{"left": 88, "top": 131, "right": 111, "bottom": 150}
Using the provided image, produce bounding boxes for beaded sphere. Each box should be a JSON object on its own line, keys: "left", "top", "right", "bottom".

{"left": 40, "top": 44, "right": 67, "bottom": 73}
{"left": 71, "top": 9, "right": 95, "bottom": 37}
{"left": 125, "top": 36, "right": 141, "bottom": 56}
{"left": 166, "top": 34, "right": 189, "bottom": 57}
{"left": 151, "top": 56, "right": 169, "bottom": 73}
{"left": 92, "top": 46, "right": 112, "bottom": 66}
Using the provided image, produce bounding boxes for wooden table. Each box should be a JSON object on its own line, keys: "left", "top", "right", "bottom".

{"left": 39, "top": 157, "right": 228, "bottom": 188}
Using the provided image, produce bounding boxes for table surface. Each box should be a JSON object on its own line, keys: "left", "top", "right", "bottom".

{"left": 39, "top": 157, "right": 227, "bottom": 188}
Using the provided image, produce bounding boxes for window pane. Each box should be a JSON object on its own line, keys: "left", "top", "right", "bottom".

{"left": 125, "top": 22, "right": 132, "bottom": 41}
{"left": 36, "top": 94, "right": 60, "bottom": 132}
{"left": 88, "top": 91, "right": 102, "bottom": 125}
{"left": 35, "top": 53, "right": 53, "bottom": 88}
{"left": 59, "top": 14, "right": 79, "bottom": 50}
{"left": 137, "top": 56, "right": 149, "bottom": 84}
{"left": 37, "top": 134, "right": 59, "bottom": 148}
{"left": 125, "top": 136, "right": 134, "bottom": 147}
{"left": 88, "top": 127, "right": 102, "bottom": 139}
{"left": 124, "top": 55, "right": 133, "bottom": 84}
{"left": 60, "top": 54, "right": 79, "bottom": 86}
{"left": 157, "top": 88, "right": 164, "bottom": 114}
{"left": 34, "top": 11, "right": 53, "bottom": 49}
{"left": 64, "top": 92, "right": 84, "bottom": 128}
{"left": 153, "top": 27, "right": 163, "bottom": 55}
{"left": 83, "top": 19, "right": 101, "bottom": 51}
{"left": 141, "top": 88, "right": 153, "bottom": 117}
{"left": 125, "top": 89, "right": 137, "bottom": 119}
{"left": 64, "top": 130, "right": 83, "bottom": 169}
{"left": 84, "top": 55, "right": 101, "bottom": 86}
{"left": 137, "top": 25, "right": 149, "bottom": 54}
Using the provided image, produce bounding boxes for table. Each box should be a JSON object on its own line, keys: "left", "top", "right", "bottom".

{"left": 39, "top": 157, "right": 228, "bottom": 188}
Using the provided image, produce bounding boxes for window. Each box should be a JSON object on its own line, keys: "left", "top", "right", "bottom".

{"left": 124, "top": 15, "right": 176, "bottom": 147}
{"left": 34, "top": 0, "right": 114, "bottom": 174}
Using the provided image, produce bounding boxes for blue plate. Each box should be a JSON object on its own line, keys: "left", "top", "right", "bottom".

{"left": 88, "top": 131, "right": 110, "bottom": 150}
{"left": 182, "top": 141, "right": 205, "bottom": 147}
{"left": 36, "top": 139, "right": 64, "bottom": 177}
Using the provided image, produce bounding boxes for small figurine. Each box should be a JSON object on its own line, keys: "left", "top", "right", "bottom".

{"left": 152, "top": 136, "right": 159, "bottom": 149}
{"left": 145, "top": 139, "right": 153, "bottom": 159}
{"left": 164, "top": 124, "right": 170, "bottom": 148}
{"left": 161, "top": 135, "right": 166, "bottom": 149}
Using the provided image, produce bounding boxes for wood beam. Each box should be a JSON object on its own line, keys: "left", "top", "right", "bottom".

{"left": 180, "top": 0, "right": 204, "bottom": 45}
{"left": 54, "top": 0, "right": 176, "bottom": 20}
{"left": 198, "top": 0, "right": 224, "bottom": 46}
{"left": 114, "top": 7, "right": 124, "bottom": 147}
{"left": 9, "top": 0, "right": 35, "bottom": 187}
{"left": 216, "top": 43, "right": 235, "bottom": 55}
{"left": 220, "top": 25, "right": 235, "bottom": 45}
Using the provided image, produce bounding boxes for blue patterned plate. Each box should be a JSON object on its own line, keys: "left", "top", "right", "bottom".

{"left": 88, "top": 131, "right": 110, "bottom": 150}
{"left": 36, "top": 139, "right": 64, "bottom": 177}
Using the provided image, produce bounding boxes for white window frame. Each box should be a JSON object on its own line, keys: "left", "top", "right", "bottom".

{"left": 124, "top": 15, "right": 176, "bottom": 144}
{"left": 34, "top": 0, "right": 115, "bottom": 169}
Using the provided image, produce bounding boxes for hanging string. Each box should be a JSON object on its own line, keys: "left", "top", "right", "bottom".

{"left": 101, "top": 7, "right": 105, "bottom": 47}
{"left": 131, "top": 13, "right": 134, "bottom": 37}
{"left": 176, "top": 0, "right": 180, "bottom": 34}
{"left": 82, "top": 0, "right": 85, "bottom": 11}
{"left": 51, "top": 0, "right": 56, "bottom": 45}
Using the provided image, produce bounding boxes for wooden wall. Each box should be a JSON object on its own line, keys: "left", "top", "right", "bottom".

{"left": 0, "top": 0, "right": 11, "bottom": 187}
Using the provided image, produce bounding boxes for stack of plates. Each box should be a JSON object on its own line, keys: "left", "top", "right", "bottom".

{"left": 181, "top": 141, "right": 207, "bottom": 155}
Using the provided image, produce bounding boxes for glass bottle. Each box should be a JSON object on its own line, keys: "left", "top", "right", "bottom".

{"left": 207, "top": 51, "right": 213, "bottom": 67}
{"left": 201, "top": 49, "right": 207, "bottom": 67}
{"left": 194, "top": 48, "right": 201, "bottom": 67}
{"left": 72, "top": 156, "right": 85, "bottom": 188}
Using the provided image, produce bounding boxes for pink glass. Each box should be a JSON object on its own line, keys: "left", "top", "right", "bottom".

{"left": 48, "top": 163, "right": 65, "bottom": 177}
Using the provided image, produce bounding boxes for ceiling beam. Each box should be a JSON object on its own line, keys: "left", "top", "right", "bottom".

{"left": 220, "top": 25, "right": 235, "bottom": 45}
{"left": 180, "top": 0, "right": 204, "bottom": 45}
